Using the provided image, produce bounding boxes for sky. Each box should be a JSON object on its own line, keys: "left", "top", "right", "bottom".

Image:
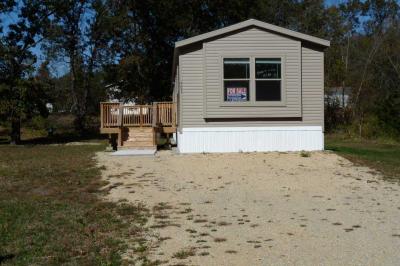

{"left": 325, "top": 0, "right": 349, "bottom": 6}
{"left": 0, "top": 0, "right": 356, "bottom": 77}
{"left": 1, "top": 7, "right": 49, "bottom": 73}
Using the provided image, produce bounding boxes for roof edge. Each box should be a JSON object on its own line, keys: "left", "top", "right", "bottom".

{"left": 175, "top": 19, "right": 330, "bottom": 48}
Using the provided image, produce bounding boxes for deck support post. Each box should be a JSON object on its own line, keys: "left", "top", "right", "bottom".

{"left": 118, "top": 127, "right": 122, "bottom": 147}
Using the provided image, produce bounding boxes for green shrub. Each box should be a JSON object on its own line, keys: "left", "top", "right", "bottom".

{"left": 348, "top": 114, "right": 400, "bottom": 142}
{"left": 29, "top": 116, "right": 49, "bottom": 130}
{"left": 300, "top": 150, "right": 311, "bottom": 157}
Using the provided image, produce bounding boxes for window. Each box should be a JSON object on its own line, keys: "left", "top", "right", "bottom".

{"left": 223, "top": 58, "right": 250, "bottom": 102}
{"left": 222, "top": 57, "right": 284, "bottom": 104}
{"left": 255, "top": 58, "right": 281, "bottom": 101}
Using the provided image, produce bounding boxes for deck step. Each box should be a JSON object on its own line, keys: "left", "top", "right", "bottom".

{"left": 112, "top": 149, "right": 156, "bottom": 156}
{"left": 123, "top": 140, "right": 155, "bottom": 147}
{"left": 127, "top": 135, "right": 154, "bottom": 141}
{"left": 118, "top": 145, "right": 157, "bottom": 150}
{"left": 127, "top": 138, "right": 154, "bottom": 143}
{"left": 121, "top": 127, "right": 155, "bottom": 149}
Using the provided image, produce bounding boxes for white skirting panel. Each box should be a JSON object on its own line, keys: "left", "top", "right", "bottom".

{"left": 177, "top": 126, "right": 324, "bottom": 153}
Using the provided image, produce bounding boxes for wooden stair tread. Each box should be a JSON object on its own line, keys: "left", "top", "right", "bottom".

{"left": 123, "top": 140, "right": 155, "bottom": 146}
{"left": 127, "top": 139, "right": 154, "bottom": 143}
{"left": 118, "top": 145, "right": 156, "bottom": 150}
{"left": 127, "top": 132, "right": 153, "bottom": 135}
{"left": 124, "top": 138, "right": 154, "bottom": 142}
{"left": 128, "top": 136, "right": 153, "bottom": 140}
{"left": 128, "top": 128, "right": 153, "bottom": 132}
{"left": 127, "top": 134, "right": 154, "bottom": 138}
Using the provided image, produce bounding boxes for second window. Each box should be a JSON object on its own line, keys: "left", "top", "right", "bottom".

{"left": 255, "top": 58, "right": 282, "bottom": 101}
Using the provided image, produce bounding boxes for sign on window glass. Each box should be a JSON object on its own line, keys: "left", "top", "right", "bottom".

{"left": 226, "top": 87, "right": 247, "bottom": 101}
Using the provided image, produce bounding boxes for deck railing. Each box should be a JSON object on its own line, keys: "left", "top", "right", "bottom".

{"left": 156, "top": 102, "right": 176, "bottom": 126}
{"left": 122, "top": 105, "right": 153, "bottom": 127}
{"left": 100, "top": 102, "right": 120, "bottom": 127}
{"left": 100, "top": 102, "right": 176, "bottom": 128}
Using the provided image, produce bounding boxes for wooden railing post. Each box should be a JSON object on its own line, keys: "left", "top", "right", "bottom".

{"left": 100, "top": 103, "right": 104, "bottom": 128}
{"left": 118, "top": 103, "right": 123, "bottom": 126}
{"left": 152, "top": 102, "right": 157, "bottom": 127}
{"left": 139, "top": 106, "right": 143, "bottom": 127}
{"left": 172, "top": 102, "right": 177, "bottom": 126}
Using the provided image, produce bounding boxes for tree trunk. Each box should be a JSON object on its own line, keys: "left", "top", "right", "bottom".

{"left": 342, "top": 35, "right": 350, "bottom": 113}
{"left": 10, "top": 116, "right": 21, "bottom": 145}
{"left": 353, "top": 31, "right": 384, "bottom": 119}
{"left": 74, "top": 112, "right": 86, "bottom": 136}
{"left": 69, "top": 51, "right": 87, "bottom": 134}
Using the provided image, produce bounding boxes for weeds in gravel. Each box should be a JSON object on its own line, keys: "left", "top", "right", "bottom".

{"left": 300, "top": 150, "right": 311, "bottom": 157}
{"left": 172, "top": 247, "right": 196, "bottom": 259}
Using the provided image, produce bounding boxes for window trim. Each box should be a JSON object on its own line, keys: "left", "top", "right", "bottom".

{"left": 219, "top": 54, "right": 286, "bottom": 107}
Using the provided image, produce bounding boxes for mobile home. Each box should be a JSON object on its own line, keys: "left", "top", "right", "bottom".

{"left": 100, "top": 19, "right": 330, "bottom": 153}
{"left": 172, "top": 19, "right": 330, "bottom": 153}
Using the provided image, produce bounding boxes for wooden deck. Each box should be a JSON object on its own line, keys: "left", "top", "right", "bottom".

{"left": 100, "top": 102, "right": 177, "bottom": 148}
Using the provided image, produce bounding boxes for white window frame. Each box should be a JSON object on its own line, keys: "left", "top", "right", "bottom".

{"left": 219, "top": 54, "right": 286, "bottom": 107}
{"left": 255, "top": 58, "right": 282, "bottom": 102}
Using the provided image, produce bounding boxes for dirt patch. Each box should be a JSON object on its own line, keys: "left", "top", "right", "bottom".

{"left": 97, "top": 150, "right": 400, "bottom": 265}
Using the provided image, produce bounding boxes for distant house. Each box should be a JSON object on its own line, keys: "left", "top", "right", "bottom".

{"left": 172, "top": 19, "right": 330, "bottom": 153}
{"left": 325, "top": 87, "right": 352, "bottom": 108}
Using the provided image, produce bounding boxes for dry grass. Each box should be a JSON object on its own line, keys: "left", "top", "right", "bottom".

{"left": 193, "top": 219, "right": 208, "bottom": 223}
{"left": 300, "top": 150, "right": 311, "bottom": 157}
{"left": 172, "top": 247, "right": 196, "bottom": 259}
{"left": 217, "top": 221, "right": 232, "bottom": 226}
{"left": 225, "top": 250, "right": 238, "bottom": 254}
{"left": 0, "top": 144, "right": 150, "bottom": 265}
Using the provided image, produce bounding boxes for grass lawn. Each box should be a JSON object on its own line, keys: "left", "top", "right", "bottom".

{"left": 325, "top": 135, "right": 400, "bottom": 181}
{"left": 0, "top": 143, "right": 151, "bottom": 265}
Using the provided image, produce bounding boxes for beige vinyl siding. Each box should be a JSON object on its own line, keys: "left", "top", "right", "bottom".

{"left": 205, "top": 27, "right": 301, "bottom": 118}
{"left": 178, "top": 28, "right": 324, "bottom": 128}
{"left": 179, "top": 45, "right": 204, "bottom": 127}
{"left": 301, "top": 44, "right": 324, "bottom": 127}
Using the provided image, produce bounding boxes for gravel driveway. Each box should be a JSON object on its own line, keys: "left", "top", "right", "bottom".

{"left": 97, "top": 150, "right": 400, "bottom": 266}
